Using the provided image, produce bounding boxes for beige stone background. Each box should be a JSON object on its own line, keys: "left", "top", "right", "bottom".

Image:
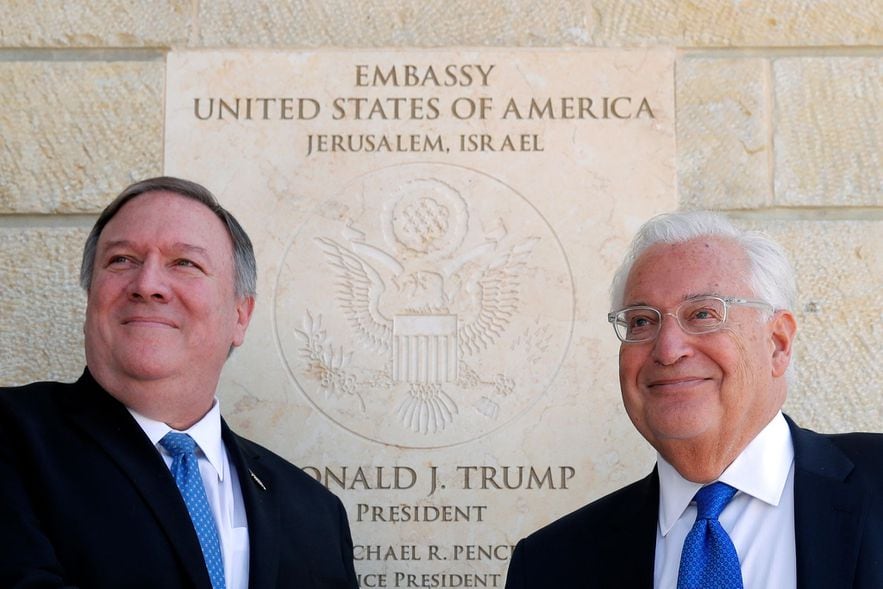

{"left": 1, "top": 0, "right": 880, "bottom": 466}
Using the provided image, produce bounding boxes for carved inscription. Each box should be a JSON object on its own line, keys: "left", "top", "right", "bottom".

{"left": 189, "top": 61, "right": 657, "bottom": 157}
{"left": 306, "top": 462, "right": 576, "bottom": 588}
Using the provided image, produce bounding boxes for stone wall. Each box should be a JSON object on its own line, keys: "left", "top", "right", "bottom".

{"left": 1, "top": 0, "right": 880, "bottom": 438}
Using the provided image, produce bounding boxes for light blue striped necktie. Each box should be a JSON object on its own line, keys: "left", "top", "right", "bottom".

{"left": 160, "top": 432, "right": 227, "bottom": 589}
{"left": 677, "top": 481, "right": 743, "bottom": 589}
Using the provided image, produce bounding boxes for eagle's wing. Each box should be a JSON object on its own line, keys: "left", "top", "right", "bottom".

{"left": 458, "top": 238, "right": 538, "bottom": 355}
{"left": 315, "top": 237, "right": 392, "bottom": 352}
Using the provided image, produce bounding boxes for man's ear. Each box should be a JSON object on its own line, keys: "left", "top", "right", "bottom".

{"left": 769, "top": 310, "right": 797, "bottom": 377}
{"left": 231, "top": 296, "right": 256, "bottom": 348}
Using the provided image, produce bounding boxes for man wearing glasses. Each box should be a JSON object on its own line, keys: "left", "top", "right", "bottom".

{"left": 505, "top": 211, "right": 882, "bottom": 588}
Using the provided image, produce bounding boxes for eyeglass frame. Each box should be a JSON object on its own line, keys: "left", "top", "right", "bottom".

{"left": 607, "top": 295, "right": 776, "bottom": 344}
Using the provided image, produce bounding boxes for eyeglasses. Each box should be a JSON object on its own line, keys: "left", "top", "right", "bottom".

{"left": 607, "top": 295, "right": 774, "bottom": 343}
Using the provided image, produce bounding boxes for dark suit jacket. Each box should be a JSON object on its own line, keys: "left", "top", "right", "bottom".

{"left": 505, "top": 416, "right": 883, "bottom": 588}
{"left": 0, "top": 369, "right": 358, "bottom": 589}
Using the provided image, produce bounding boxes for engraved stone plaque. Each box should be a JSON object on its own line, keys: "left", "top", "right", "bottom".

{"left": 165, "top": 49, "right": 675, "bottom": 587}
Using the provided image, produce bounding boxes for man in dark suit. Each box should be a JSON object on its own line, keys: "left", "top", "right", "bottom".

{"left": 505, "top": 212, "right": 882, "bottom": 588}
{"left": 0, "top": 177, "right": 358, "bottom": 588}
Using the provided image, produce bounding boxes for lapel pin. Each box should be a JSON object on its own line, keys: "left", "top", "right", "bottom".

{"left": 249, "top": 469, "right": 267, "bottom": 491}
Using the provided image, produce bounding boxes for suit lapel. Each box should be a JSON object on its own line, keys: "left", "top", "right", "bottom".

{"left": 223, "top": 422, "right": 281, "bottom": 589}
{"left": 789, "top": 417, "right": 865, "bottom": 589}
{"left": 598, "top": 470, "right": 658, "bottom": 586}
{"left": 627, "top": 470, "right": 659, "bottom": 585}
{"left": 63, "top": 371, "right": 214, "bottom": 589}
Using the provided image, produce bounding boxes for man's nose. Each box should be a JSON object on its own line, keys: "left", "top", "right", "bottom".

{"left": 650, "top": 313, "right": 693, "bottom": 365}
{"left": 127, "top": 260, "right": 170, "bottom": 302}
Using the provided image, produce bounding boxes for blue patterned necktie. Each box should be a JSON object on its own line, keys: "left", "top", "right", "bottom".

{"left": 677, "top": 481, "right": 743, "bottom": 589}
{"left": 160, "top": 432, "right": 227, "bottom": 589}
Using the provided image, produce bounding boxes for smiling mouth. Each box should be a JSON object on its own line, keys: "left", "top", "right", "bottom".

{"left": 122, "top": 318, "right": 177, "bottom": 328}
{"left": 647, "top": 377, "right": 709, "bottom": 390}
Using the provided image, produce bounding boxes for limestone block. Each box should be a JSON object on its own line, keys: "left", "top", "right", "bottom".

{"left": 591, "top": 1, "right": 881, "bottom": 47}
{"left": 0, "top": 228, "right": 88, "bottom": 386}
{"left": 0, "top": 0, "right": 191, "bottom": 47}
{"left": 677, "top": 58, "right": 769, "bottom": 210}
{"left": 0, "top": 61, "right": 163, "bottom": 213}
{"left": 737, "top": 219, "right": 882, "bottom": 433}
{"left": 2, "top": 0, "right": 880, "bottom": 49}
{"left": 773, "top": 58, "right": 882, "bottom": 206}
{"left": 194, "top": 0, "right": 596, "bottom": 46}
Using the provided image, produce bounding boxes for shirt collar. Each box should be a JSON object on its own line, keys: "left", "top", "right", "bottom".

{"left": 128, "top": 400, "right": 226, "bottom": 483}
{"left": 657, "top": 411, "right": 794, "bottom": 536}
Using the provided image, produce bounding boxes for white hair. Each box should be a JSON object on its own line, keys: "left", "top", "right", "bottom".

{"left": 610, "top": 211, "right": 796, "bottom": 312}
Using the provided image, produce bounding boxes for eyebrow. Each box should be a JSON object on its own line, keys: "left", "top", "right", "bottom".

{"left": 623, "top": 292, "right": 721, "bottom": 308}
{"left": 172, "top": 243, "right": 211, "bottom": 258}
{"left": 100, "top": 240, "right": 211, "bottom": 258}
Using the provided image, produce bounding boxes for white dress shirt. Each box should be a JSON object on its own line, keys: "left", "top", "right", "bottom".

{"left": 129, "top": 401, "right": 250, "bottom": 589}
{"left": 654, "top": 411, "right": 797, "bottom": 589}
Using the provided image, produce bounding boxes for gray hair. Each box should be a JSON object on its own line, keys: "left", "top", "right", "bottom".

{"left": 610, "top": 211, "right": 796, "bottom": 313}
{"left": 80, "top": 176, "right": 257, "bottom": 299}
